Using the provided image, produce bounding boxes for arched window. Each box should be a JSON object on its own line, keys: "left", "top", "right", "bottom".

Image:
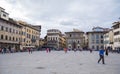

{"left": 1, "top": 35, "right": 4, "bottom": 39}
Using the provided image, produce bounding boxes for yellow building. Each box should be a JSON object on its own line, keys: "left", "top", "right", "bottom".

{"left": 61, "top": 34, "right": 66, "bottom": 48}
{"left": 17, "top": 21, "right": 41, "bottom": 50}
{"left": 0, "top": 7, "right": 41, "bottom": 52}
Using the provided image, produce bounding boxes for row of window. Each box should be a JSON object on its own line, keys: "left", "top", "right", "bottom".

{"left": 27, "top": 34, "right": 38, "bottom": 39}
{"left": 114, "top": 38, "right": 120, "bottom": 42}
{"left": 104, "top": 35, "right": 109, "bottom": 38}
{"left": 0, "top": 35, "right": 20, "bottom": 42}
{"left": 21, "top": 32, "right": 26, "bottom": 36}
{"left": 21, "top": 31, "right": 39, "bottom": 39}
{"left": 27, "top": 29, "right": 31, "bottom": 33}
{"left": 68, "top": 40, "right": 81, "bottom": 43}
{"left": 0, "top": 26, "right": 39, "bottom": 36}
{"left": 113, "top": 24, "right": 119, "bottom": 29}
{"left": 47, "top": 29, "right": 60, "bottom": 33}
{"left": 91, "top": 40, "right": 104, "bottom": 44}
{"left": 69, "top": 34, "right": 82, "bottom": 38}
{"left": 47, "top": 37, "right": 59, "bottom": 41}
{"left": 1, "top": 35, "right": 24, "bottom": 42}
{"left": 0, "top": 34, "right": 38, "bottom": 42}
{"left": 26, "top": 40, "right": 31, "bottom": 43}
{"left": 114, "top": 31, "right": 120, "bottom": 35}
{"left": 3, "top": 14, "right": 7, "bottom": 17}
{"left": 91, "top": 35, "right": 103, "bottom": 39}
{"left": 27, "top": 33, "right": 31, "bottom": 38}
{"left": 104, "top": 40, "right": 109, "bottom": 44}
{"left": 0, "top": 26, "right": 21, "bottom": 35}
{"left": 26, "top": 29, "right": 39, "bottom": 35}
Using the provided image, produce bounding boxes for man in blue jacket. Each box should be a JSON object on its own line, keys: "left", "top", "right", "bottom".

{"left": 98, "top": 47, "right": 105, "bottom": 64}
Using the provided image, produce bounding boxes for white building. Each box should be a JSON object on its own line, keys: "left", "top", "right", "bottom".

{"left": 87, "top": 27, "right": 108, "bottom": 50}
{"left": 112, "top": 21, "right": 120, "bottom": 50}
{"left": 47, "top": 29, "right": 63, "bottom": 49}
{"left": 104, "top": 29, "right": 113, "bottom": 49}
{"left": 0, "top": 7, "right": 9, "bottom": 20}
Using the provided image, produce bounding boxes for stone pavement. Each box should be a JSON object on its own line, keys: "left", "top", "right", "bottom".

{"left": 0, "top": 51, "right": 120, "bottom": 74}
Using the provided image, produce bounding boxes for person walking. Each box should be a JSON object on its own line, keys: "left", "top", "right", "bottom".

{"left": 28, "top": 48, "right": 31, "bottom": 54}
{"left": 1, "top": 48, "right": 3, "bottom": 54}
{"left": 105, "top": 48, "right": 108, "bottom": 56}
{"left": 30, "top": 48, "right": 33, "bottom": 54}
{"left": 64, "top": 48, "right": 67, "bottom": 53}
{"left": 89, "top": 48, "right": 92, "bottom": 53}
{"left": 46, "top": 48, "right": 49, "bottom": 53}
{"left": 98, "top": 47, "right": 105, "bottom": 64}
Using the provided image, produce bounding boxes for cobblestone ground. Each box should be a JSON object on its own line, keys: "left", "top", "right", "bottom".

{"left": 0, "top": 51, "right": 120, "bottom": 74}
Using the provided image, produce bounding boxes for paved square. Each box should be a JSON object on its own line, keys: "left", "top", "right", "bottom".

{"left": 0, "top": 51, "right": 120, "bottom": 74}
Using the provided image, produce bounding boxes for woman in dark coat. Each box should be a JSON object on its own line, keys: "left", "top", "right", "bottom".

{"left": 105, "top": 48, "right": 108, "bottom": 56}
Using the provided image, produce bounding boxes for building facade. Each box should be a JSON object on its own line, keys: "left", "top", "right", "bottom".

{"left": 61, "top": 34, "right": 66, "bottom": 48}
{"left": 87, "top": 27, "right": 107, "bottom": 50}
{"left": 0, "top": 7, "right": 22, "bottom": 50}
{"left": 17, "top": 21, "right": 41, "bottom": 50}
{"left": 0, "top": 7, "right": 41, "bottom": 51}
{"left": 104, "top": 29, "right": 113, "bottom": 49}
{"left": 83, "top": 34, "right": 88, "bottom": 49}
{"left": 65, "top": 29, "right": 85, "bottom": 50}
{"left": 112, "top": 21, "right": 120, "bottom": 50}
{"left": 47, "top": 29, "right": 64, "bottom": 49}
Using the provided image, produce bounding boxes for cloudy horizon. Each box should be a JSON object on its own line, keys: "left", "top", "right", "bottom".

{"left": 0, "top": 0, "right": 120, "bottom": 38}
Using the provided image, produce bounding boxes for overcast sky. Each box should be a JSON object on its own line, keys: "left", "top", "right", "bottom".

{"left": 0, "top": 0, "right": 120, "bottom": 38}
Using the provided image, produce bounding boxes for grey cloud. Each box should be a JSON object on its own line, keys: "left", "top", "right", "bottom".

{"left": 6, "top": 0, "right": 120, "bottom": 22}
{"left": 60, "top": 21, "right": 78, "bottom": 26}
{"left": 3, "top": 0, "right": 120, "bottom": 38}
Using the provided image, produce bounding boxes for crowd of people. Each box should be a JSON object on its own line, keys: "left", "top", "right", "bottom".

{"left": 0, "top": 47, "right": 35, "bottom": 54}
{"left": 0, "top": 47, "right": 17, "bottom": 54}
